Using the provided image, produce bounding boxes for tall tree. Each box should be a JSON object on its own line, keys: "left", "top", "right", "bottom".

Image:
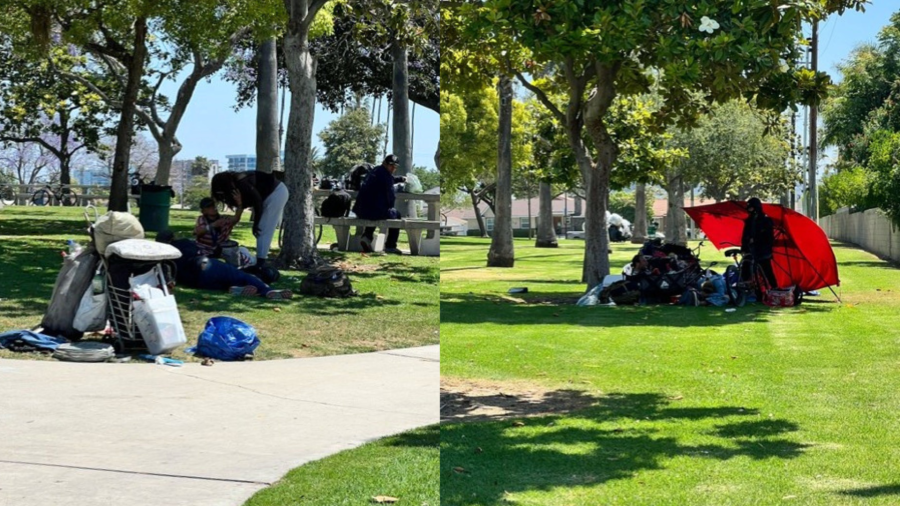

{"left": 280, "top": 0, "right": 334, "bottom": 268}
{"left": 256, "top": 38, "right": 281, "bottom": 175}
{"left": 488, "top": 75, "right": 515, "bottom": 266}
{"left": 674, "top": 100, "right": 797, "bottom": 203}
{"left": 473, "top": 0, "right": 865, "bottom": 287}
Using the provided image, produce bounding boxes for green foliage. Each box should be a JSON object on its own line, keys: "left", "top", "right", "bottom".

{"left": 316, "top": 106, "right": 386, "bottom": 178}
{"left": 181, "top": 175, "right": 211, "bottom": 210}
{"left": 608, "top": 190, "right": 653, "bottom": 224}
{"left": 822, "top": 11, "right": 900, "bottom": 168}
{"left": 863, "top": 129, "right": 900, "bottom": 226}
{"left": 672, "top": 100, "right": 797, "bottom": 202}
{"left": 412, "top": 165, "right": 439, "bottom": 191}
{"left": 439, "top": 84, "right": 532, "bottom": 192}
{"left": 819, "top": 166, "right": 873, "bottom": 216}
{"left": 189, "top": 156, "right": 214, "bottom": 177}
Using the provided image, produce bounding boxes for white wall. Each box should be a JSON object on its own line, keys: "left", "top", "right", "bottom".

{"left": 820, "top": 208, "right": 900, "bottom": 262}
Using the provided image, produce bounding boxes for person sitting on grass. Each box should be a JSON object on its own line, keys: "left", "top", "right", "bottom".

{"left": 156, "top": 230, "right": 292, "bottom": 300}
{"left": 194, "top": 196, "right": 241, "bottom": 257}
{"left": 700, "top": 275, "right": 729, "bottom": 307}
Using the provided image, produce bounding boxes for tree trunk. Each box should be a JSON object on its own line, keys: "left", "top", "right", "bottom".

{"left": 665, "top": 173, "right": 687, "bottom": 246}
{"left": 256, "top": 38, "right": 280, "bottom": 175}
{"left": 470, "top": 189, "right": 487, "bottom": 237}
{"left": 108, "top": 16, "right": 148, "bottom": 212}
{"left": 487, "top": 75, "right": 514, "bottom": 267}
{"left": 156, "top": 141, "right": 178, "bottom": 186}
{"left": 535, "top": 180, "right": 558, "bottom": 247}
{"left": 278, "top": 29, "right": 319, "bottom": 268}
{"left": 631, "top": 182, "right": 647, "bottom": 244}
{"left": 582, "top": 166, "right": 610, "bottom": 286}
{"left": 58, "top": 110, "right": 71, "bottom": 186}
{"left": 391, "top": 39, "right": 416, "bottom": 218}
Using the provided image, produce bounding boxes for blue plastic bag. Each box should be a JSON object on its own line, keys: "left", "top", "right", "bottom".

{"left": 195, "top": 317, "right": 259, "bottom": 361}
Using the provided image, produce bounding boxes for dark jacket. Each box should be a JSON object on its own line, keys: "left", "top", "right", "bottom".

{"left": 741, "top": 214, "right": 774, "bottom": 260}
{"left": 234, "top": 171, "right": 278, "bottom": 233}
{"left": 352, "top": 164, "right": 396, "bottom": 220}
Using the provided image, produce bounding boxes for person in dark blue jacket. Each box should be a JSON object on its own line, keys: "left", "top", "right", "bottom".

{"left": 352, "top": 154, "right": 407, "bottom": 254}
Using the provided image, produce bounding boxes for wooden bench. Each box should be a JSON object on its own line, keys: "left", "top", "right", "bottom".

{"left": 314, "top": 216, "right": 441, "bottom": 256}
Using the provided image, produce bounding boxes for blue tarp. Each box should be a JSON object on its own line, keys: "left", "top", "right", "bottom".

{"left": 0, "top": 330, "right": 68, "bottom": 351}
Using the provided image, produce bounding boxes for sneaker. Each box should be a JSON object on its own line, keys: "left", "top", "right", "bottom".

{"left": 266, "top": 289, "right": 293, "bottom": 300}
{"left": 384, "top": 247, "right": 403, "bottom": 255}
{"left": 359, "top": 236, "right": 373, "bottom": 253}
{"left": 229, "top": 286, "right": 258, "bottom": 297}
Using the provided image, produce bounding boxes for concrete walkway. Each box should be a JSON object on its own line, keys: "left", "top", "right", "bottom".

{"left": 0, "top": 346, "right": 439, "bottom": 506}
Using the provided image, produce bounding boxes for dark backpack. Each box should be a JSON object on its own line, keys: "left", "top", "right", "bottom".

{"left": 320, "top": 190, "right": 352, "bottom": 218}
{"left": 347, "top": 163, "right": 373, "bottom": 191}
{"left": 299, "top": 266, "right": 357, "bottom": 298}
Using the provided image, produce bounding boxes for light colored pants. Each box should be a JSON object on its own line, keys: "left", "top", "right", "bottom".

{"left": 257, "top": 182, "right": 288, "bottom": 260}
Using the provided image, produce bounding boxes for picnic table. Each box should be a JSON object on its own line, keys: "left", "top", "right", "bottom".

{"left": 312, "top": 189, "right": 440, "bottom": 256}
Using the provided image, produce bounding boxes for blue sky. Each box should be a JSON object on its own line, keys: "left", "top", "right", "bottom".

{"left": 816, "top": 1, "right": 895, "bottom": 81}
{"left": 156, "top": 72, "right": 438, "bottom": 172}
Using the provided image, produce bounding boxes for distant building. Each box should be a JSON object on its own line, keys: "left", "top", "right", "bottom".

{"left": 226, "top": 152, "right": 284, "bottom": 172}
{"left": 77, "top": 168, "right": 111, "bottom": 187}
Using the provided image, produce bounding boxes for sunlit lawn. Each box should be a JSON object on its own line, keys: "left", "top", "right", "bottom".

{"left": 441, "top": 236, "right": 900, "bottom": 505}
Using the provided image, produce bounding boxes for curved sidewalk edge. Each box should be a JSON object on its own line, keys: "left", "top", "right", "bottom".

{"left": 0, "top": 345, "right": 439, "bottom": 506}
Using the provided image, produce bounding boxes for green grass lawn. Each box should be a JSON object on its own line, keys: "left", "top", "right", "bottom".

{"left": 244, "top": 425, "right": 439, "bottom": 506}
{"left": 0, "top": 206, "right": 439, "bottom": 360}
{"left": 441, "top": 236, "right": 900, "bottom": 505}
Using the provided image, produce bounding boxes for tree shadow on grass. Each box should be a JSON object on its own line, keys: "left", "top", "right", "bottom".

{"left": 441, "top": 390, "right": 806, "bottom": 505}
{"left": 385, "top": 424, "right": 439, "bottom": 449}
{"left": 838, "top": 484, "right": 900, "bottom": 498}
{"left": 440, "top": 293, "right": 836, "bottom": 328}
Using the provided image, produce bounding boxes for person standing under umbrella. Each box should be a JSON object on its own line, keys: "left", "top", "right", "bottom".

{"left": 741, "top": 197, "right": 777, "bottom": 288}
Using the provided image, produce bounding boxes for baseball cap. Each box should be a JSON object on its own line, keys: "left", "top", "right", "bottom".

{"left": 383, "top": 154, "right": 399, "bottom": 166}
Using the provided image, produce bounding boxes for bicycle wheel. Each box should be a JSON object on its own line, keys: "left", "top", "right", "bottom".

{"left": 0, "top": 185, "right": 14, "bottom": 203}
{"left": 32, "top": 189, "right": 52, "bottom": 206}
{"left": 60, "top": 189, "right": 78, "bottom": 207}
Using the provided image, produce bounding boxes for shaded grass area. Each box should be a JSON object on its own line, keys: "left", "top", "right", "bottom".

{"left": 243, "top": 425, "right": 439, "bottom": 506}
{"left": 440, "top": 237, "right": 900, "bottom": 505}
{"left": 0, "top": 207, "right": 438, "bottom": 360}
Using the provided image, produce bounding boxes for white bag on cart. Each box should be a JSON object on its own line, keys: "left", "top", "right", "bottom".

{"left": 129, "top": 262, "right": 186, "bottom": 355}
{"left": 73, "top": 286, "right": 107, "bottom": 333}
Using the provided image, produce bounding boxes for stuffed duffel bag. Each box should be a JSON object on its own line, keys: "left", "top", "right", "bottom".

{"left": 299, "top": 265, "right": 357, "bottom": 298}
{"left": 92, "top": 211, "right": 144, "bottom": 256}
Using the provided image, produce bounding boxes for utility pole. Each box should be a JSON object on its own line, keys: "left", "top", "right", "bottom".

{"left": 808, "top": 20, "right": 819, "bottom": 222}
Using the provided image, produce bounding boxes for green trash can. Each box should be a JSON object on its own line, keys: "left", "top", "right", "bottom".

{"left": 138, "top": 184, "right": 173, "bottom": 233}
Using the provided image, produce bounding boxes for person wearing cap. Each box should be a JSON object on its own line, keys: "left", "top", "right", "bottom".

{"left": 210, "top": 169, "right": 288, "bottom": 269}
{"left": 741, "top": 197, "right": 777, "bottom": 289}
{"left": 351, "top": 154, "right": 407, "bottom": 255}
{"left": 194, "top": 195, "right": 241, "bottom": 257}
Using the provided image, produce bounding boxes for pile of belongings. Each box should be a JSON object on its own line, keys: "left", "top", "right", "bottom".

{"left": 630, "top": 239, "right": 703, "bottom": 302}
{"left": 578, "top": 239, "right": 703, "bottom": 306}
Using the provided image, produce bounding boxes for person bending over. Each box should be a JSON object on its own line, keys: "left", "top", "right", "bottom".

{"left": 211, "top": 170, "right": 288, "bottom": 269}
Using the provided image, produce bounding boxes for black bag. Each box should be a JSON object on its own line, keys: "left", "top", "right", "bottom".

{"left": 299, "top": 266, "right": 357, "bottom": 298}
{"left": 347, "top": 163, "right": 373, "bottom": 191}
{"left": 600, "top": 279, "right": 640, "bottom": 305}
{"left": 320, "top": 190, "right": 352, "bottom": 218}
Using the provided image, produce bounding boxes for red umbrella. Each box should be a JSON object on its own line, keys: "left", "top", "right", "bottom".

{"left": 684, "top": 201, "right": 839, "bottom": 293}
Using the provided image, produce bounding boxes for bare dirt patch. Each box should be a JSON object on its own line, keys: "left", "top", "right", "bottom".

{"left": 441, "top": 377, "right": 600, "bottom": 423}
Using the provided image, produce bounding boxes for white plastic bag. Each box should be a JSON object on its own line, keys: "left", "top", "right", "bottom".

{"left": 133, "top": 294, "right": 186, "bottom": 354}
{"left": 73, "top": 285, "right": 107, "bottom": 333}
